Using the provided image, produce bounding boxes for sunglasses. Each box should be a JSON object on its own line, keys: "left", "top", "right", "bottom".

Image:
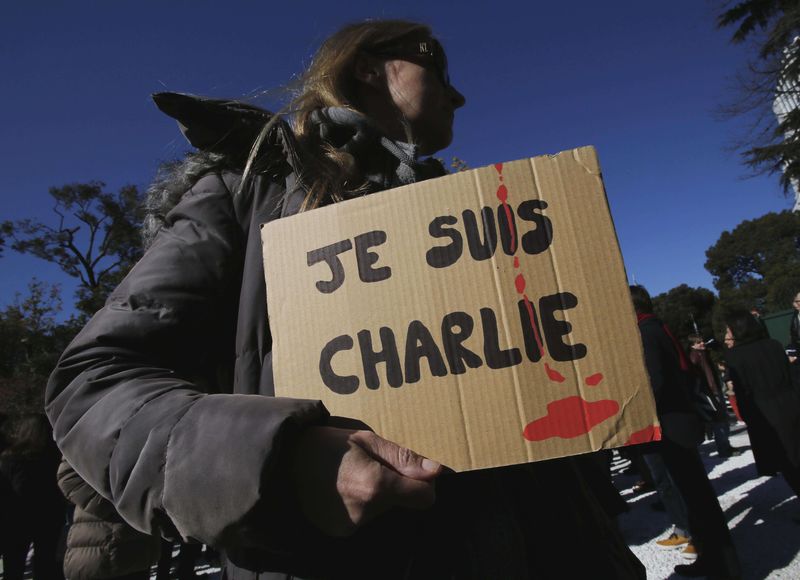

{"left": 367, "top": 38, "right": 451, "bottom": 88}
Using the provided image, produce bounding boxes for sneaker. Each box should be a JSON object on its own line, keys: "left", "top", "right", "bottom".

{"left": 656, "top": 533, "right": 690, "bottom": 549}
{"left": 682, "top": 542, "right": 698, "bottom": 560}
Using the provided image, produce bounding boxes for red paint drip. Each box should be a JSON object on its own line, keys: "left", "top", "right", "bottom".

{"left": 494, "top": 162, "right": 503, "bottom": 174}
{"left": 514, "top": 273, "right": 526, "bottom": 294}
{"left": 545, "top": 363, "right": 565, "bottom": 383}
{"left": 496, "top": 183, "right": 508, "bottom": 203}
{"left": 523, "top": 396, "right": 620, "bottom": 441}
{"left": 624, "top": 424, "right": 663, "bottom": 446}
{"left": 513, "top": 256, "right": 520, "bottom": 268}
{"left": 501, "top": 202, "right": 517, "bottom": 253}
{"left": 522, "top": 295, "right": 545, "bottom": 355}
{"left": 585, "top": 373, "right": 604, "bottom": 386}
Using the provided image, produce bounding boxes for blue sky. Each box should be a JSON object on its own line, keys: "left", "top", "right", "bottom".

{"left": 1, "top": 1, "right": 793, "bottom": 316}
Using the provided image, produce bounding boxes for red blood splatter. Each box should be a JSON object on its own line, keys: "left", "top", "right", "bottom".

{"left": 501, "top": 202, "right": 517, "bottom": 252}
{"left": 624, "top": 424, "right": 663, "bottom": 446}
{"left": 496, "top": 183, "right": 508, "bottom": 203}
{"left": 515, "top": 273, "right": 526, "bottom": 294}
{"left": 513, "top": 256, "right": 520, "bottom": 268}
{"left": 585, "top": 373, "right": 604, "bottom": 386}
{"left": 523, "top": 396, "right": 620, "bottom": 441}
{"left": 522, "top": 295, "right": 545, "bottom": 356}
{"left": 545, "top": 363, "right": 565, "bottom": 383}
{"left": 494, "top": 162, "right": 503, "bottom": 174}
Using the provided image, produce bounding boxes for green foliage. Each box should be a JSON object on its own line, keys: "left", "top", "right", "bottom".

{"left": 705, "top": 210, "right": 800, "bottom": 317}
{"left": 652, "top": 284, "right": 717, "bottom": 340}
{"left": 2, "top": 182, "right": 145, "bottom": 318}
{"left": 0, "top": 182, "right": 146, "bottom": 414}
{"left": 718, "top": 0, "right": 800, "bottom": 193}
{"left": 0, "top": 280, "right": 81, "bottom": 414}
{"left": 450, "top": 157, "right": 470, "bottom": 172}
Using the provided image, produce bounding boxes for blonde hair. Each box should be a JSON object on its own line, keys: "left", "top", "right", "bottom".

{"left": 240, "top": 20, "right": 432, "bottom": 211}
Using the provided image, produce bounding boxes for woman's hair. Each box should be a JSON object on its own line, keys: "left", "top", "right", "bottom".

{"left": 1, "top": 414, "right": 53, "bottom": 458}
{"left": 724, "top": 309, "right": 766, "bottom": 344}
{"left": 243, "top": 19, "right": 433, "bottom": 211}
{"left": 144, "top": 20, "right": 438, "bottom": 247}
{"left": 629, "top": 285, "right": 654, "bottom": 315}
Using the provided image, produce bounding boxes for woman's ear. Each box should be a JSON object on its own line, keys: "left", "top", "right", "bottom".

{"left": 354, "top": 54, "right": 384, "bottom": 90}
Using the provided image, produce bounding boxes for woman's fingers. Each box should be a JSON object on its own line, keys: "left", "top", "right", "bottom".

{"left": 351, "top": 430, "right": 442, "bottom": 481}
{"left": 290, "top": 426, "right": 442, "bottom": 537}
{"left": 378, "top": 464, "right": 438, "bottom": 510}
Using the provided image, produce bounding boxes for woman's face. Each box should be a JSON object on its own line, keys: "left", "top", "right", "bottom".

{"left": 382, "top": 57, "right": 465, "bottom": 154}
{"left": 724, "top": 327, "right": 735, "bottom": 348}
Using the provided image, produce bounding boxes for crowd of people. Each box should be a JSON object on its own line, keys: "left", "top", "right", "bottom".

{"left": 1, "top": 18, "right": 799, "bottom": 580}
{"left": 620, "top": 286, "right": 800, "bottom": 579}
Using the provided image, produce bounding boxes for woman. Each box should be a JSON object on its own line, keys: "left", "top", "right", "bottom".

{"left": 45, "top": 20, "right": 644, "bottom": 579}
{"left": 725, "top": 310, "right": 800, "bottom": 497}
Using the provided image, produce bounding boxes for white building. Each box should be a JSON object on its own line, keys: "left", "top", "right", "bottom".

{"left": 773, "top": 39, "right": 800, "bottom": 212}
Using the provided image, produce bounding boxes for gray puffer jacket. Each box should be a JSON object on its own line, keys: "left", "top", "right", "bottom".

{"left": 46, "top": 94, "right": 646, "bottom": 580}
{"left": 59, "top": 460, "right": 161, "bottom": 580}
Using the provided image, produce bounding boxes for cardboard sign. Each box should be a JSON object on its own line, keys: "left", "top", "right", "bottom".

{"left": 262, "top": 146, "right": 660, "bottom": 472}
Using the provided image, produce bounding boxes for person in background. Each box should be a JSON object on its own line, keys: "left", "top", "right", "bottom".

{"left": 45, "top": 19, "right": 645, "bottom": 580}
{"left": 643, "top": 451, "right": 696, "bottom": 559}
{"left": 687, "top": 334, "right": 740, "bottom": 458}
{"left": 0, "top": 414, "right": 67, "bottom": 580}
{"left": 790, "top": 292, "right": 800, "bottom": 356}
{"left": 724, "top": 310, "right": 800, "bottom": 502}
{"left": 630, "top": 285, "right": 740, "bottom": 579}
{"left": 788, "top": 292, "right": 800, "bottom": 388}
{"left": 716, "top": 361, "right": 743, "bottom": 423}
{"left": 0, "top": 413, "right": 10, "bottom": 567}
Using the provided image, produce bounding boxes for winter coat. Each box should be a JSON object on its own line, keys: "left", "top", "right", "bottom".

{"left": 725, "top": 337, "right": 800, "bottom": 475}
{"left": 688, "top": 347, "right": 727, "bottom": 422}
{"left": 0, "top": 441, "right": 65, "bottom": 537}
{"left": 58, "top": 460, "right": 161, "bottom": 580}
{"left": 0, "top": 441, "right": 67, "bottom": 580}
{"left": 637, "top": 316, "right": 704, "bottom": 449}
{"left": 45, "top": 94, "right": 645, "bottom": 580}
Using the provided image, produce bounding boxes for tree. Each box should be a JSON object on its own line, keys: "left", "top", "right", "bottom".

{"left": 0, "top": 280, "right": 80, "bottom": 414}
{"left": 705, "top": 210, "right": 800, "bottom": 314}
{"left": 718, "top": 0, "right": 800, "bottom": 193}
{"left": 1, "top": 182, "right": 145, "bottom": 318}
{"left": 652, "top": 284, "right": 718, "bottom": 340}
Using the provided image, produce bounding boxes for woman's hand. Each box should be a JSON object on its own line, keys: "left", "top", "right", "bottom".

{"left": 290, "top": 426, "right": 442, "bottom": 537}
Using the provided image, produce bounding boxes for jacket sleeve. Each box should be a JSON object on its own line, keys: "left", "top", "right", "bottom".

{"left": 45, "top": 173, "right": 328, "bottom": 549}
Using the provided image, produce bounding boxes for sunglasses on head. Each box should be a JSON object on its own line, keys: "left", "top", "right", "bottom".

{"left": 367, "top": 37, "right": 451, "bottom": 88}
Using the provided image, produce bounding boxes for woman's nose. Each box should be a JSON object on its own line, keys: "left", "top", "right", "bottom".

{"left": 449, "top": 84, "right": 466, "bottom": 109}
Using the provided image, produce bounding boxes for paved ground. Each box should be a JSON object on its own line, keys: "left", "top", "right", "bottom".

{"left": 615, "top": 424, "right": 800, "bottom": 579}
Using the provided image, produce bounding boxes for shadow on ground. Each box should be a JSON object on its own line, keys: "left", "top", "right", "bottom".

{"left": 613, "top": 426, "right": 800, "bottom": 580}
